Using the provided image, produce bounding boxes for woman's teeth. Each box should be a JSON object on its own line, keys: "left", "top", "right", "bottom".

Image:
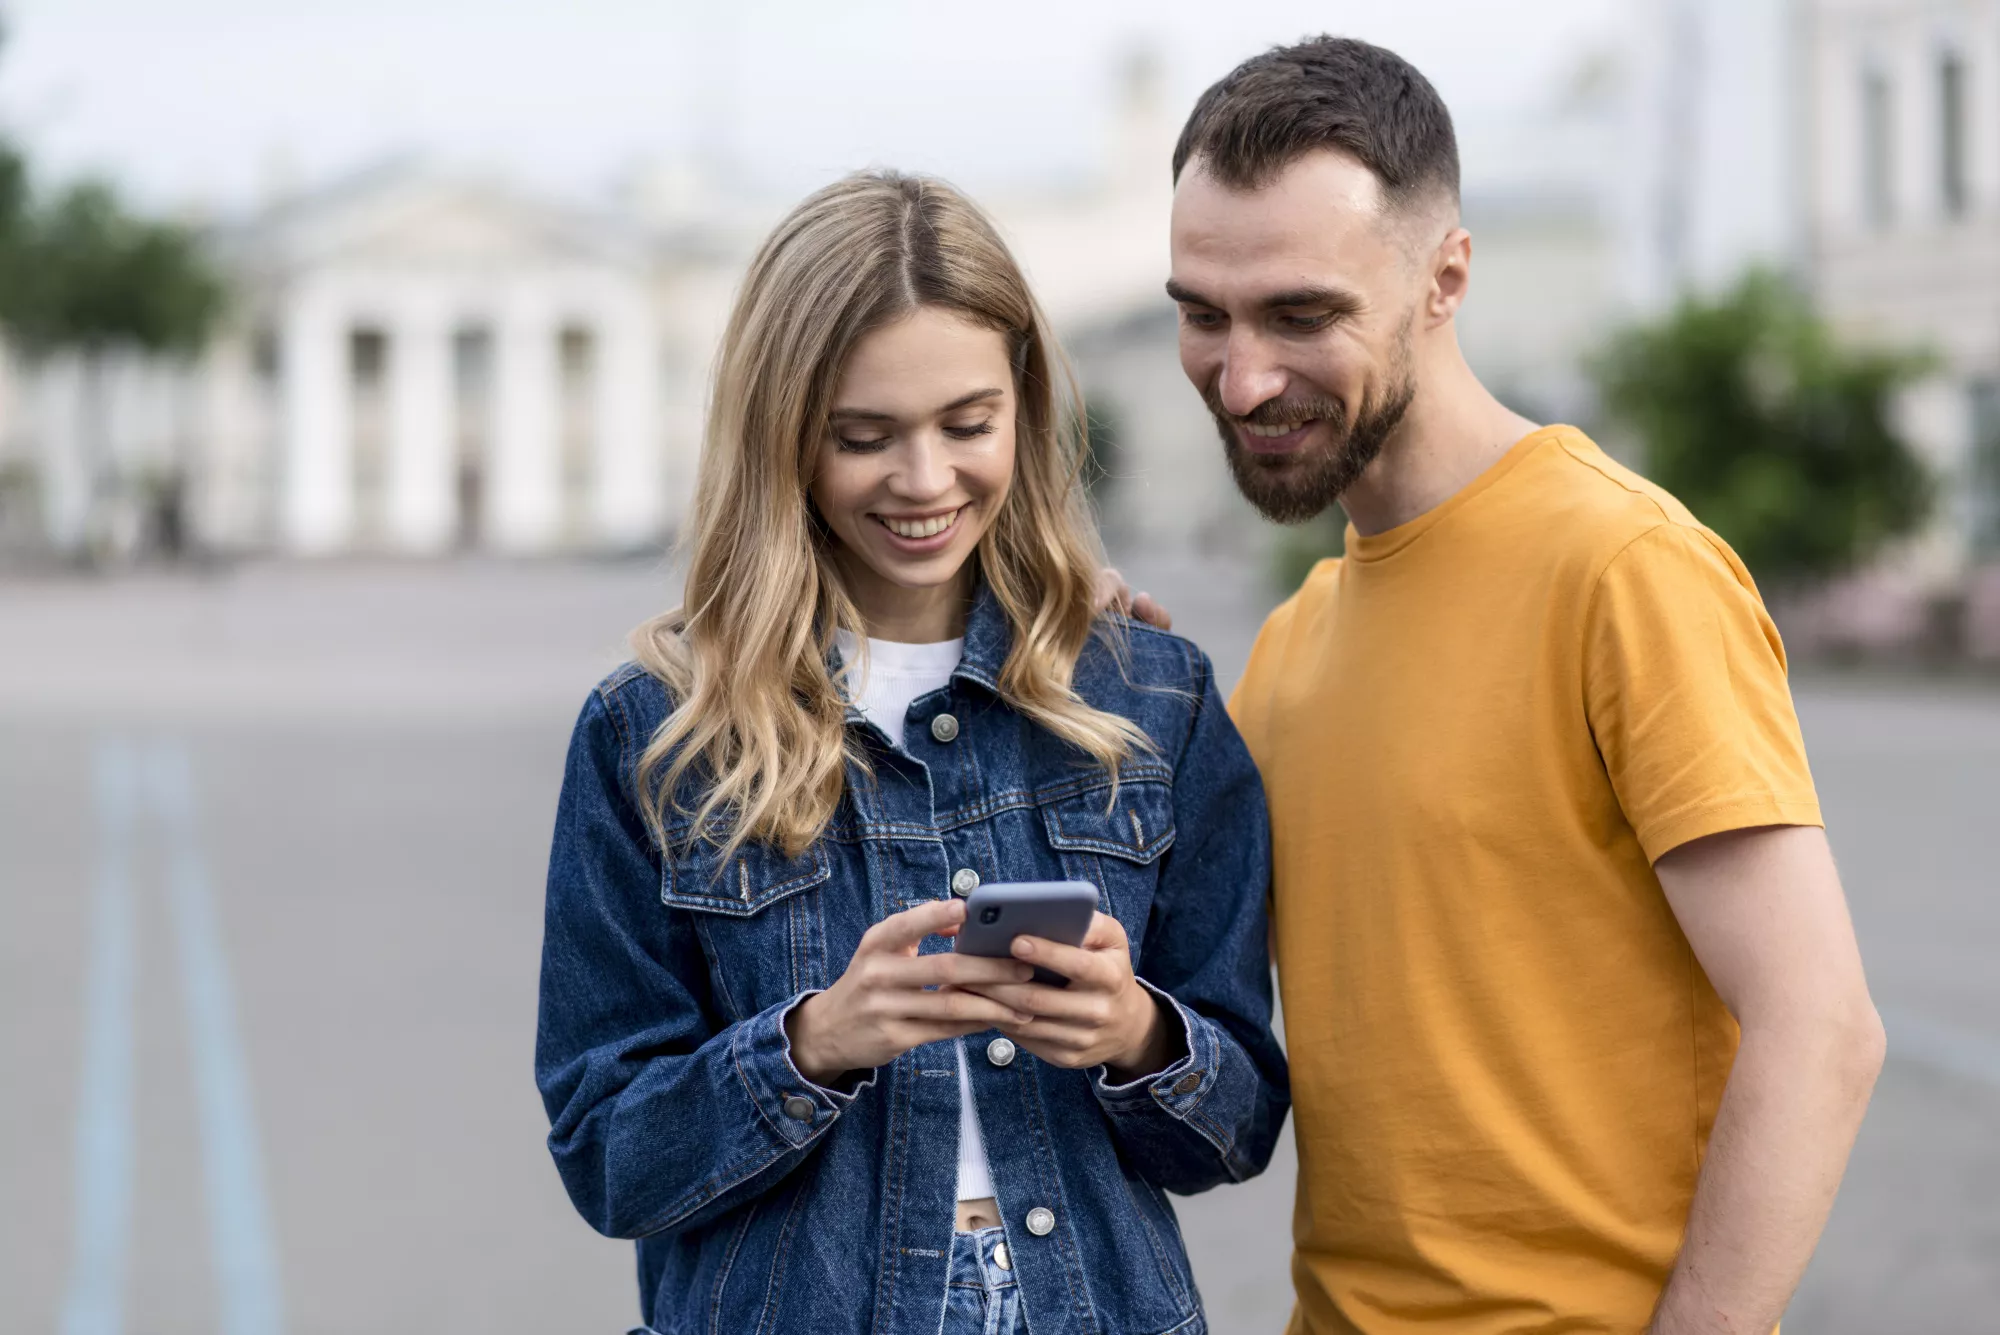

{"left": 880, "top": 507, "right": 963, "bottom": 539}
{"left": 1244, "top": 421, "right": 1310, "bottom": 438}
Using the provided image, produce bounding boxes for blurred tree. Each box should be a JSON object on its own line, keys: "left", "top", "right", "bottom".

{"left": 1592, "top": 269, "right": 1933, "bottom": 587}
{"left": 0, "top": 178, "right": 227, "bottom": 556}
{"left": 3, "top": 180, "right": 225, "bottom": 357}
{"left": 0, "top": 142, "right": 22, "bottom": 253}
{"left": 0, "top": 7, "right": 19, "bottom": 250}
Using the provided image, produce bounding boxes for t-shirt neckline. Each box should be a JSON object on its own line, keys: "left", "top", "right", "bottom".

{"left": 832, "top": 627, "right": 966, "bottom": 673}
{"left": 1344, "top": 425, "right": 1573, "bottom": 564}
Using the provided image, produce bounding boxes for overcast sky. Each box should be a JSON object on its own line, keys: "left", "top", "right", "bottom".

{"left": 0, "top": 0, "right": 1626, "bottom": 214}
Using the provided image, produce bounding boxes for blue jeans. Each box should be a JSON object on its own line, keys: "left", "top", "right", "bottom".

{"left": 942, "top": 1227, "right": 1021, "bottom": 1334}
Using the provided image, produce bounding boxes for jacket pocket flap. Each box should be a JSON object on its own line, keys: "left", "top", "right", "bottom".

{"left": 661, "top": 836, "right": 831, "bottom": 918}
{"left": 1041, "top": 781, "right": 1176, "bottom": 865}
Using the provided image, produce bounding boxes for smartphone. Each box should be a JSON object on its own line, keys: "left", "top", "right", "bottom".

{"left": 953, "top": 881, "right": 1099, "bottom": 987}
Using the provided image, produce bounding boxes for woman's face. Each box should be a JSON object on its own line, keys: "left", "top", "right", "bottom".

{"left": 810, "top": 306, "right": 1017, "bottom": 634}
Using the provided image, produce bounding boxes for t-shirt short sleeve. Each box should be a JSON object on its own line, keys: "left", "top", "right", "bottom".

{"left": 1584, "top": 522, "right": 1823, "bottom": 862}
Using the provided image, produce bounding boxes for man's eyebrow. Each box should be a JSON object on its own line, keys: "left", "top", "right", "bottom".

{"left": 1261, "top": 285, "right": 1364, "bottom": 316}
{"left": 828, "top": 386, "right": 1004, "bottom": 422}
{"left": 1164, "top": 279, "right": 1365, "bottom": 317}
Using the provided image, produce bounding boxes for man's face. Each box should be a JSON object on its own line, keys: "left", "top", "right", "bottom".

{"left": 1168, "top": 150, "right": 1423, "bottom": 523}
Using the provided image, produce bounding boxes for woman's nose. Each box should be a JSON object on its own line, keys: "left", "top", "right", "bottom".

{"left": 889, "top": 435, "right": 954, "bottom": 500}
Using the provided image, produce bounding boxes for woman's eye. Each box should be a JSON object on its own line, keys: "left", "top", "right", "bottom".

{"left": 837, "top": 436, "right": 891, "bottom": 453}
{"left": 944, "top": 421, "right": 997, "bottom": 441}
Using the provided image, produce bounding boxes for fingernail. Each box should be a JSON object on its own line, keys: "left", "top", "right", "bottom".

{"left": 1012, "top": 939, "right": 1033, "bottom": 957}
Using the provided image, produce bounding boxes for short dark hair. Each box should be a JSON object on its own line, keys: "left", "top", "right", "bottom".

{"left": 1172, "top": 36, "right": 1460, "bottom": 214}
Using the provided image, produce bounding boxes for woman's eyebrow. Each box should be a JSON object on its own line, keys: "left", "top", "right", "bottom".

{"left": 828, "top": 387, "right": 1004, "bottom": 422}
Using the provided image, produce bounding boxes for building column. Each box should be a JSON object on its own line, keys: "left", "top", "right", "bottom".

{"left": 589, "top": 291, "right": 664, "bottom": 549}
{"left": 490, "top": 287, "right": 560, "bottom": 552}
{"left": 385, "top": 292, "right": 455, "bottom": 553}
{"left": 31, "top": 356, "right": 89, "bottom": 552}
{"left": 279, "top": 288, "right": 351, "bottom": 554}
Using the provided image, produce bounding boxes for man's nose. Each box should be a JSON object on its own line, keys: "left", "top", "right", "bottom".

{"left": 1217, "top": 334, "right": 1288, "bottom": 418}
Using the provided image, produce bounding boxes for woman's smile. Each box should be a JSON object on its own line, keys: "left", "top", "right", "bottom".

{"left": 873, "top": 504, "right": 967, "bottom": 546}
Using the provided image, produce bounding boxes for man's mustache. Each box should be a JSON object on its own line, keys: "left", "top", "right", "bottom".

{"left": 1202, "top": 391, "right": 1347, "bottom": 431}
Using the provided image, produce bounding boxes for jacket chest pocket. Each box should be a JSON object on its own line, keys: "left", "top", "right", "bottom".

{"left": 661, "top": 834, "right": 834, "bottom": 1022}
{"left": 1039, "top": 779, "right": 1176, "bottom": 941}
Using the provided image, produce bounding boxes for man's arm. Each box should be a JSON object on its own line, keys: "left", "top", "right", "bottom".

{"left": 1648, "top": 824, "right": 1885, "bottom": 1335}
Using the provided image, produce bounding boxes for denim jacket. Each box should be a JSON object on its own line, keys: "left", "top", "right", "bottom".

{"left": 536, "top": 591, "right": 1289, "bottom": 1335}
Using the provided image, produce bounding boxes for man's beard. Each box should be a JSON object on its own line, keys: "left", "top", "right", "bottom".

{"left": 1207, "top": 332, "right": 1417, "bottom": 525}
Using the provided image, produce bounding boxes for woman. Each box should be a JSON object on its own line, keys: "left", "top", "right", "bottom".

{"left": 536, "top": 170, "right": 1287, "bottom": 1335}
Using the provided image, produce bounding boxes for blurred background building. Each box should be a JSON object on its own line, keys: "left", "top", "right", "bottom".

{"left": 1802, "top": 0, "right": 2000, "bottom": 651}
{"left": 1, "top": 0, "right": 1998, "bottom": 641}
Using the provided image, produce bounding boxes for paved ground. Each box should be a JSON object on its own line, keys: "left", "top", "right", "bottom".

{"left": 2, "top": 554, "right": 1995, "bottom": 1334}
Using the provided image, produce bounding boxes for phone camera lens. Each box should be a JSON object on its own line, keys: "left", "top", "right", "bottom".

{"left": 978, "top": 907, "right": 1001, "bottom": 925}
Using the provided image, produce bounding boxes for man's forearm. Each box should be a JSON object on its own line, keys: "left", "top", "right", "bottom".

{"left": 1648, "top": 1007, "right": 1885, "bottom": 1334}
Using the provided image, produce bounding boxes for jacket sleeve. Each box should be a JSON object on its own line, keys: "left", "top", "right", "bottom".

{"left": 534, "top": 686, "right": 870, "bottom": 1239}
{"left": 1090, "top": 643, "right": 1291, "bottom": 1194}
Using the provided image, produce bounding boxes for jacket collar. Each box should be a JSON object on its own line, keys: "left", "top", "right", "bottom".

{"left": 951, "top": 579, "right": 1010, "bottom": 695}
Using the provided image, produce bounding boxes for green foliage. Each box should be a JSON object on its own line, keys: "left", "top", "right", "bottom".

{"left": 0, "top": 179, "right": 226, "bottom": 358}
{"left": 1270, "top": 507, "right": 1347, "bottom": 594}
{"left": 0, "top": 139, "right": 27, "bottom": 303}
{"left": 1592, "top": 269, "right": 1933, "bottom": 586}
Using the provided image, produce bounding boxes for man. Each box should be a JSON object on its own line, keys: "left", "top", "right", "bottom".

{"left": 1164, "top": 37, "right": 1885, "bottom": 1335}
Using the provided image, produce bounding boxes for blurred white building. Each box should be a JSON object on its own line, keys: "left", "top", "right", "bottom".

{"left": 227, "top": 166, "right": 669, "bottom": 555}
{"left": 6, "top": 163, "right": 691, "bottom": 559}
{"left": 1804, "top": 0, "right": 2000, "bottom": 581}
{"left": 15, "top": 12, "right": 1992, "bottom": 611}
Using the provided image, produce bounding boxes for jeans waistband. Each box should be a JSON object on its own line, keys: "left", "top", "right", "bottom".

{"left": 947, "top": 1225, "right": 1017, "bottom": 1293}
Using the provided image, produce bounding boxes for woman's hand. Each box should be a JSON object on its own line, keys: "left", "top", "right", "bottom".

{"left": 786, "top": 899, "right": 1036, "bottom": 1087}
{"left": 966, "top": 912, "right": 1185, "bottom": 1081}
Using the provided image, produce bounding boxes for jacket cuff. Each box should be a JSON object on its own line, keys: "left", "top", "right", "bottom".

{"left": 731, "top": 990, "right": 874, "bottom": 1149}
{"left": 1091, "top": 978, "right": 1220, "bottom": 1117}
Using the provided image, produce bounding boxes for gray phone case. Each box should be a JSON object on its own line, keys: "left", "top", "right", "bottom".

{"left": 953, "top": 881, "right": 1099, "bottom": 987}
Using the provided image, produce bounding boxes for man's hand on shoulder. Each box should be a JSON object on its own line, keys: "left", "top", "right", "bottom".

{"left": 1094, "top": 567, "right": 1172, "bottom": 631}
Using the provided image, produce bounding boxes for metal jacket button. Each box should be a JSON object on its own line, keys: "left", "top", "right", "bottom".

{"left": 951, "top": 868, "right": 981, "bottom": 897}
{"left": 782, "top": 1094, "right": 815, "bottom": 1122}
{"left": 986, "top": 1037, "right": 1017, "bottom": 1067}
{"left": 930, "top": 713, "right": 960, "bottom": 742}
{"left": 1025, "top": 1206, "right": 1055, "bottom": 1236}
{"left": 1173, "top": 1072, "right": 1203, "bottom": 1095}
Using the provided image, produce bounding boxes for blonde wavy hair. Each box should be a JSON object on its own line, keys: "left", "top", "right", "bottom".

{"left": 632, "top": 170, "right": 1147, "bottom": 860}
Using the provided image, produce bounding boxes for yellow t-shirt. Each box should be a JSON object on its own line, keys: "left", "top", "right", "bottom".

{"left": 1230, "top": 426, "right": 1822, "bottom": 1335}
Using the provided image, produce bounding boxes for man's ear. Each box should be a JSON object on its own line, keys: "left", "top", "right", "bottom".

{"left": 1427, "top": 226, "right": 1472, "bottom": 326}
